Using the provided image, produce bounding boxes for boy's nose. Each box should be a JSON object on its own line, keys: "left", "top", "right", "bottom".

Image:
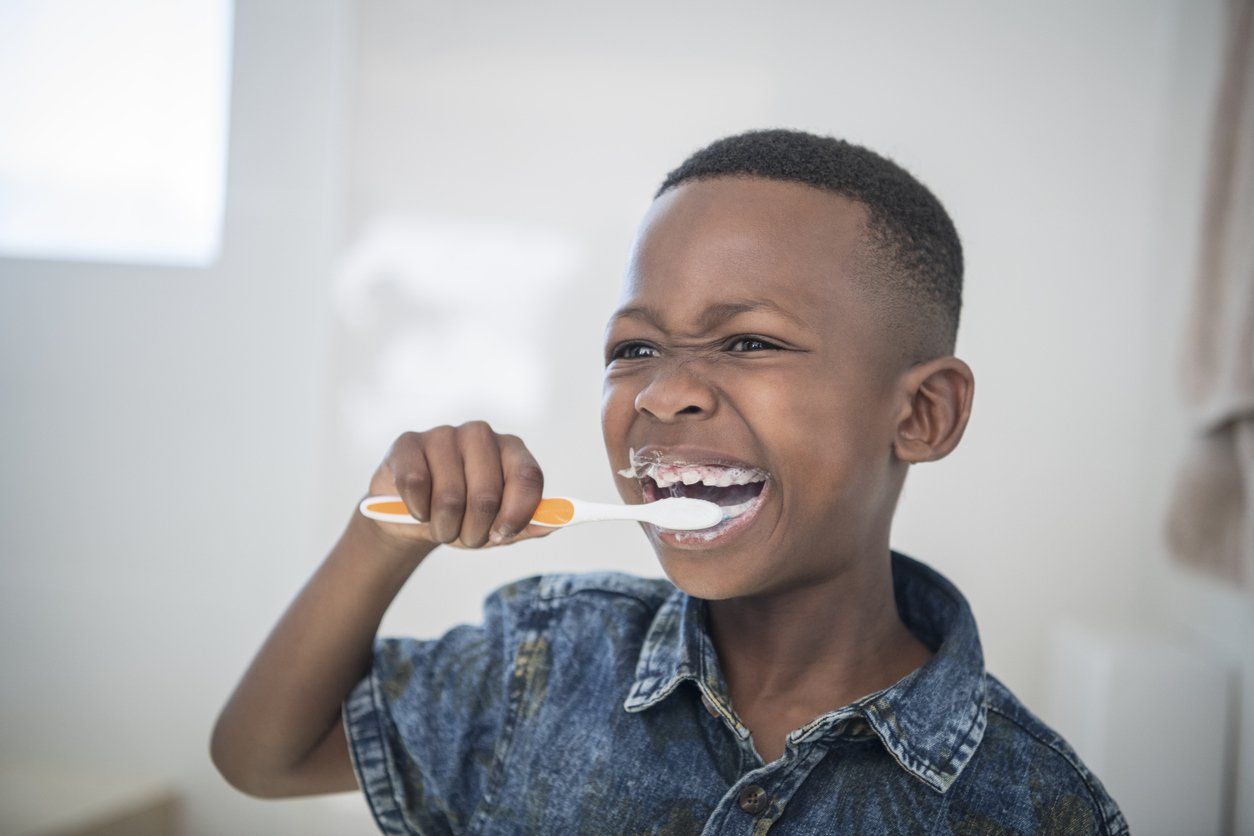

{"left": 633, "top": 365, "right": 716, "bottom": 422}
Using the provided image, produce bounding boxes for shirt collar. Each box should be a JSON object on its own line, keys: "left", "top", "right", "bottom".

{"left": 622, "top": 550, "right": 988, "bottom": 794}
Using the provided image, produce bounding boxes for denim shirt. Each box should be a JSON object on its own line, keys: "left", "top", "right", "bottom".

{"left": 342, "top": 550, "right": 1128, "bottom": 835}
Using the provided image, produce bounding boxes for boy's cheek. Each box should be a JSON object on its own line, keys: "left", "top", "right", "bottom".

{"left": 600, "top": 378, "right": 640, "bottom": 418}
{"left": 599, "top": 388, "right": 636, "bottom": 460}
{"left": 610, "top": 475, "right": 643, "bottom": 505}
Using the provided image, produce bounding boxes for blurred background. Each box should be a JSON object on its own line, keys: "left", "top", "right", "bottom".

{"left": 1, "top": 0, "right": 1250, "bottom": 833}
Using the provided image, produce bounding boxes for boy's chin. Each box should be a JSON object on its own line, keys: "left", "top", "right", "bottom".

{"left": 652, "top": 549, "right": 758, "bottom": 601}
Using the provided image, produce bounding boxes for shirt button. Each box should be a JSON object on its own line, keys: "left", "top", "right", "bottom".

{"left": 738, "top": 784, "right": 769, "bottom": 815}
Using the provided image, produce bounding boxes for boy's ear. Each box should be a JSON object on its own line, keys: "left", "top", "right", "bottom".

{"left": 892, "top": 357, "right": 975, "bottom": 463}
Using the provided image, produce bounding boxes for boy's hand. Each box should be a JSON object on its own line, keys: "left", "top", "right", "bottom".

{"left": 363, "top": 421, "right": 556, "bottom": 552}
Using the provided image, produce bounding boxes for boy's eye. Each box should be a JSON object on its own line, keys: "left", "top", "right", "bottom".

{"left": 728, "top": 336, "right": 781, "bottom": 352}
{"left": 609, "top": 342, "right": 659, "bottom": 360}
{"left": 608, "top": 336, "right": 783, "bottom": 362}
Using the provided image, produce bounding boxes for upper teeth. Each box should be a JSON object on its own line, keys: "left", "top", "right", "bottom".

{"left": 618, "top": 461, "right": 768, "bottom": 489}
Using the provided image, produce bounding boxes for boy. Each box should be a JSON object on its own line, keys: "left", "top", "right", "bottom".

{"left": 212, "top": 129, "right": 1129, "bottom": 834}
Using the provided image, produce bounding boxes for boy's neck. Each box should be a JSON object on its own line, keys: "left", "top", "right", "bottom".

{"left": 705, "top": 547, "right": 934, "bottom": 716}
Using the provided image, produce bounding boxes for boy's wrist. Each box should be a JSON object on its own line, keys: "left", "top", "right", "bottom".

{"left": 341, "top": 511, "right": 438, "bottom": 572}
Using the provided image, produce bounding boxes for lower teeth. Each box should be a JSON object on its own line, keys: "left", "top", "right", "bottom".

{"left": 718, "top": 497, "right": 755, "bottom": 519}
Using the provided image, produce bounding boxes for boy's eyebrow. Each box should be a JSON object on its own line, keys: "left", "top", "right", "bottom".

{"left": 610, "top": 298, "right": 806, "bottom": 331}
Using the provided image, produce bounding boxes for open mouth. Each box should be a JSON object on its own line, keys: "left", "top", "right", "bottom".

{"left": 639, "top": 464, "right": 766, "bottom": 511}
{"left": 618, "top": 450, "right": 771, "bottom": 545}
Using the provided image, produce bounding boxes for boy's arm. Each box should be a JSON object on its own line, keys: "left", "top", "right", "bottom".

{"left": 210, "top": 512, "right": 433, "bottom": 797}
{"left": 210, "top": 424, "right": 548, "bottom": 799}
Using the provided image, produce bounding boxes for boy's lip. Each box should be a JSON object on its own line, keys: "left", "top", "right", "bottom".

{"left": 624, "top": 444, "right": 767, "bottom": 472}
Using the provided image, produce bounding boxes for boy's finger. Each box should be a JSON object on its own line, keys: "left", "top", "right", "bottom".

{"left": 456, "top": 422, "right": 504, "bottom": 548}
{"left": 424, "top": 426, "right": 467, "bottom": 544}
{"left": 490, "top": 435, "right": 545, "bottom": 544}
{"left": 388, "top": 444, "right": 432, "bottom": 523}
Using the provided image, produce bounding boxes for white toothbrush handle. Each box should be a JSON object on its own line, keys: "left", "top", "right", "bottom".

{"left": 358, "top": 495, "right": 720, "bottom": 530}
{"left": 558, "top": 498, "right": 722, "bottom": 530}
{"left": 359, "top": 496, "right": 423, "bottom": 524}
{"left": 551, "top": 499, "right": 636, "bottom": 526}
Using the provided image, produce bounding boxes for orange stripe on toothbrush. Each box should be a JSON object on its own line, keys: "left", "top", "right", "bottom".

{"left": 366, "top": 499, "right": 411, "bottom": 516}
{"left": 365, "top": 496, "right": 574, "bottom": 525}
{"left": 531, "top": 498, "right": 575, "bottom": 526}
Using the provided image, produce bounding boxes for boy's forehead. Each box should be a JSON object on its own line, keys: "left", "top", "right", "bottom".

{"left": 619, "top": 176, "right": 870, "bottom": 319}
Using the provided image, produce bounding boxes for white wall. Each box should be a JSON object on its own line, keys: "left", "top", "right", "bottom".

{"left": 1, "top": 1, "right": 1240, "bottom": 834}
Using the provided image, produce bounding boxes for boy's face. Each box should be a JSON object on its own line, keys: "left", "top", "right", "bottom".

{"left": 602, "top": 176, "right": 911, "bottom": 600}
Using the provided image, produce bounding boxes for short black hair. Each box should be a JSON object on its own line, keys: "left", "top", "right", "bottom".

{"left": 655, "top": 128, "right": 963, "bottom": 364}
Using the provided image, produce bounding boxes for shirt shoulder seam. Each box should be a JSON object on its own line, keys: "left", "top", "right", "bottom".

{"left": 985, "top": 704, "right": 1125, "bottom": 835}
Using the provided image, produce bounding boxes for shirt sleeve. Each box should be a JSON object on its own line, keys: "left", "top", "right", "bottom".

{"left": 341, "top": 574, "right": 543, "bottom": 835}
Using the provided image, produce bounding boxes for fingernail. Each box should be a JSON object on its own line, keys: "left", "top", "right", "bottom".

{"left": 490, "top": 527, "right": 511, "bottom": 544}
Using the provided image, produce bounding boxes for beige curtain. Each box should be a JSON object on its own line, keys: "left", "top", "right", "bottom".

{"left": 1165, "top": 0, "right": 1254, "bottom": 592}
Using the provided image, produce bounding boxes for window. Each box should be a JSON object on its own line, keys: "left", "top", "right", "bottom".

{"left": 0, "top": 0, "right": 233, "bottom": 266}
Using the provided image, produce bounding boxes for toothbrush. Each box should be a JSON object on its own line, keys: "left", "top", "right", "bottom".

{"left": 358, "top": 495, "right": 724, "bottom": 531}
